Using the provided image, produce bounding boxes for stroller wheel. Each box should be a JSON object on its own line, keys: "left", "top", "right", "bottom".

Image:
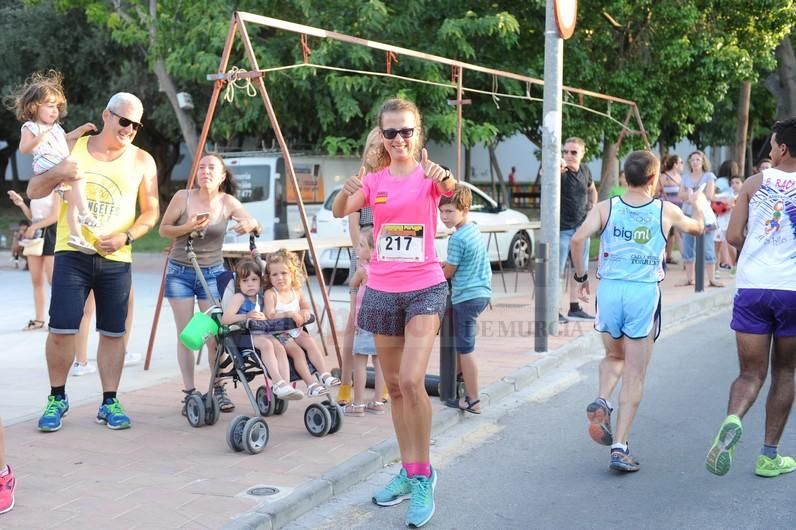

{"left": 185, "top": 394, "right": 206, "bottom": 428}
{"left": 204, "top": 393, "right": 221, "bottom": 426}
{"left": 255, "top": 385, "right": 276, "bottom": 417}
{"left": 242, "top": 417, "right": 269, "bottom": 454}
{"left": 226, "top": 415, "right": 249, "bottom": 452}
{"left": 274, "top": 398, "right": 288, "bottom": 415}
{"left": 304, "top": 403, "right": 332, "bottom": 437}
{"left": 324, "top": 401, "right": 344, "bottom": 435}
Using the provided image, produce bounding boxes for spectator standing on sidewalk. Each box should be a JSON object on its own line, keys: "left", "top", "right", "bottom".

{"left": 333, "top": 97, "right": 455, "bottom": 528}
{"left": 705, "top": 118, "right": 796, "bottom": 478}
{"left": 7, "top": 189, "right": 60, "bottom": 330}
{"left": 27, "top": 92, "right": 159, "bottom": 432}
{"left": 344, "top": 225, "right": 387, "bottom": 417}
{"left": 571, "top": 150, "right": 706, "bottom": 472}
{"left": 339, "top": 127, "right": 384, "bottom": 407}
{"left": 440, "top": 184, "right": 492, "bottom": 414}
{"left": 160, "top": 153, "right": 259, "bottom": 413}
{"left": 656, "top": 154, "right": 685, "bottom": 264}
{"left": 678, "top": 150, "right": 723, "bottom": 287}
{"left": 560, "top": 137, "right": 597, "bottom": 322}
{"left": 0, "top": 418, "right": 15, "bottom": 515}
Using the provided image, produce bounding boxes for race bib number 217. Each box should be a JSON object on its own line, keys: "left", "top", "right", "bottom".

{"left": 377, "top": 223, "right": 426, "bottom": 262}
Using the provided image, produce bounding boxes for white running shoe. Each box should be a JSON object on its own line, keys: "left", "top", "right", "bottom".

{"left": 71, "top": 361, "right": 97, "bottom": 377}
{"left": 124, "top": 352, "right": 143, "bottom": 367}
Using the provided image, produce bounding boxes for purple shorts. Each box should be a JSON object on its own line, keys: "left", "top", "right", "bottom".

{"left": 731, "top": 289, "right": 796, "bottom": 337}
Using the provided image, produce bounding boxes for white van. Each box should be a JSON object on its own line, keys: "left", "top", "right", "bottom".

{"left": 221, "top": 152, "right": 361, "bottom": 242}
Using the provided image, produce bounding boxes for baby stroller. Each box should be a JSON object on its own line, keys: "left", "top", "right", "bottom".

{"left": 179, "top": 232, "right": 344, "bottom": 454}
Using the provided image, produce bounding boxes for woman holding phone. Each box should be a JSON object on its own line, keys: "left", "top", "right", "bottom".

{"left": 160, "top": 153, "right": 259, "bottom": 416}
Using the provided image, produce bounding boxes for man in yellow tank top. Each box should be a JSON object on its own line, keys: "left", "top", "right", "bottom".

{"left": 26, "top": 92, "right": 159, "bottom": 432}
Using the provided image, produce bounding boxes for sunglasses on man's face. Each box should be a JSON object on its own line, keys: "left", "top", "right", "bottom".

{"left": 109, "top": 110, "right": 143, "bottom": 131}
{"left": 381, "top": 127, "right": 415, "bottom": 140}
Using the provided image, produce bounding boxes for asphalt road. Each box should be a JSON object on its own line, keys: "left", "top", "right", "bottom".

{"left": 287, "top": 311, "right": 795, "bottom": 529}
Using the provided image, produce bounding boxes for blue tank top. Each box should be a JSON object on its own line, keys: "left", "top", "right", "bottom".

{"left": 238, "top": 294, "right": 263, "bottom": 314}
{"left": 597, "top": 196, "right": 666, "bottom": 283}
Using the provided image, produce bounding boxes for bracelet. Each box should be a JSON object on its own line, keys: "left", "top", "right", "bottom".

{"left": 573, "top": 271, "right": 588, "bottom": 283}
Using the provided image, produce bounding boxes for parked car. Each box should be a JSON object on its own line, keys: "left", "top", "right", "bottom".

{"left": 310, "top": 181, "right": 534, "bottom": 281}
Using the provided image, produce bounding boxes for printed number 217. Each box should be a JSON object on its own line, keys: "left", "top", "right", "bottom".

{"left": 385, "top": 236, "right": 412, "bottom": 251}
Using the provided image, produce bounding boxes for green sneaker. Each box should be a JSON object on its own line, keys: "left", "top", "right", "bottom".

{"left": 755, "top": 454, "right": 796, "bottom": 478}
{"left": 372, "top": 467, "right": 412, "bottom": 507}
{"left": 405, "top": 468, "right": 437, "bottom": 528}
{"left": 705, "top": 415, "right": 743, "bottom": 476}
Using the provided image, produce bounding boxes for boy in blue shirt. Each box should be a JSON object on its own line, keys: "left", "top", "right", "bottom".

{"left": 440, "top": 185, "right": 492, "bottom": 414}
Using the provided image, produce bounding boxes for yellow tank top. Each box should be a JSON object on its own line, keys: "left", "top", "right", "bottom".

{"left": 55, "top": 136, "right": 141, "bottom": 262}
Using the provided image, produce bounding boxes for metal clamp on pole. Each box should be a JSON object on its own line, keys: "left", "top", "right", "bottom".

{"left": 534, "top": 242, "right": 549, "bottom": 353}
{"left": 438, "top": 280, "right": 457, "bottom": 402}
{"left": 695, "top": 233, "right": 705, "bottom": 293}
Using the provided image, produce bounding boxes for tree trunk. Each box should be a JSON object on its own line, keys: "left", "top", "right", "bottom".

{"left": 488, "top": 142, "right": 508, "bottom": 206}
{"left": 597, "top": 139, "right": 619, "bottom": 200}
{"left": 765, "top": 35, "right": 796, "bottom": 121}
{"left": 153, "top": 59, "right": 199, "bottom": 159}
{"left": 149, "top": 0, "right": 199, "bottom": 159}
{"left": 734, "top": 81, "right": 751, "bottom": 176}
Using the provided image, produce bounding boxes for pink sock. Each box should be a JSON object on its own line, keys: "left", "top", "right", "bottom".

{"left": 416, "top": 462, "right": 431, "bottom": 478}
{"left": 403, "top": 462, "right": 420, "bottom": 477}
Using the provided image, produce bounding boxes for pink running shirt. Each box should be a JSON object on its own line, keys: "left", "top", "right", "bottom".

{"left": 360, "top": 164, "right": 448, "bottom": 292}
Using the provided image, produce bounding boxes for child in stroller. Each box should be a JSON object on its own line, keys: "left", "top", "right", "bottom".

{"left": 221, "top": 258, "right": 304, "bottom": 401}
{"left": 263, "top": 249, "right": 342, "bottom": 397}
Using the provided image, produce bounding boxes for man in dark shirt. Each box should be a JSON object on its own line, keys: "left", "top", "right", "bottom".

{"left": 560, "top": 137, "right": 598, "bottom": 321}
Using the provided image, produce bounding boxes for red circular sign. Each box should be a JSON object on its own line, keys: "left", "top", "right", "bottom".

{"left": 555, "top": 0, "right": 578, "bottom": 40}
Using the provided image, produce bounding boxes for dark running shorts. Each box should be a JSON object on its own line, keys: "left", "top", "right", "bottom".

{"left": 358, "top": 282, "right": 448, "bottom": 337}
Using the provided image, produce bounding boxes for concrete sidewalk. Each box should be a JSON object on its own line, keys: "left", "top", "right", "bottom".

{"left": 0, "top": 251, "right": 735, "bottom": 529}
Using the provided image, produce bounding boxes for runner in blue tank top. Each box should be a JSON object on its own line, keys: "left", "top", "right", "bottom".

{"left": 570, "top": 151, "right": 708, "bottom": 472}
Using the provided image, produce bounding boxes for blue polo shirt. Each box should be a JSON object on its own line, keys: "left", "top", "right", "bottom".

{"left": 447, "top": 222, "right": 492, "bottom": 304}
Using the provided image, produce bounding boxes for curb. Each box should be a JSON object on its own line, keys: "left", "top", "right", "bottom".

{"left": 225, "top": 286, "right": 735, "bottom": 529}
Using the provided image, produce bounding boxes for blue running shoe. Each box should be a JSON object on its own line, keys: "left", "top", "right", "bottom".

{"left": 38, "top": 395, "right": 69, "bottom": 432}
{"left": 405, "top": 468, "right": 437, "bottom": 528}
{"left": 586, "top": 398, "right": 613, "bottom": 446}
{"left": 372, "top": 467, "right": 412, "bottom": 507}
{"left": 96, "top": 398, "right": 131, "bottom": 430}
{"left": 609, "top": 447, "right": 640, "bottom": 472}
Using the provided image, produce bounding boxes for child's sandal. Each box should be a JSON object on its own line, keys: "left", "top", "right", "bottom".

{"left": 321, "top": 373, "right": 341, "bottom": 386}
{"left": 307, "top": 382, "right": 329, "bottom": 397}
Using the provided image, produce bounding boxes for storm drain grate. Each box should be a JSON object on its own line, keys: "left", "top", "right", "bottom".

{"left": 247, "top": 486, "right": 280, "bottom": 497}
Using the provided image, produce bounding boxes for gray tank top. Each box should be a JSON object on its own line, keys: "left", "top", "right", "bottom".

{"left": 168, "top": 193, "right": 229, "bottom": 267}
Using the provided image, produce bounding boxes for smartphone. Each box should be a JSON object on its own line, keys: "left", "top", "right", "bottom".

{"left": 196, "top": 212, "right": 210, "bottom": 222}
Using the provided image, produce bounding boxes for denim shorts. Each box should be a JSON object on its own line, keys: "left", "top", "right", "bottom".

{"left": 731, "top": 289, "right": 796, "bottom": 337}
{"left": 49, "top": 251, "right": 131, "bottom": 336}
{"left": 358, "top": 282, "right": 448, "bottom": 337}
{"left": 353, "top": 327, "right": 376, "bottom": 355}
{"left": 680, "top": 231, "right": 716, "bottom": 263}
{"left": 452, "top": 297, "right": 489, "bottom": 354}
{"left": 559, "top": 228, "right": 590, "bottom": 276}
{"left": 164, "top": 260, "right": 225, "bottom": 301}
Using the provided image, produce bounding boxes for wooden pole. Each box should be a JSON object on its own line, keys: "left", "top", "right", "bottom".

{"left": 236, "top": 17, "right": 342, "bottom": 367}
{"left": 145, "top": 13, "right": 239, "bottom": 370}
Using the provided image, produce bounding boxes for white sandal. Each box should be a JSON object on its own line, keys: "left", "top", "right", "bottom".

{"left": 321, "top": 373, "right": 341, "bottom": 387}
{"left": 307, "top": 382, "right": 329, "bottom": 397}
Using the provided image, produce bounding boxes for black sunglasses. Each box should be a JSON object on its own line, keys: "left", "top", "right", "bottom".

{"left": 108, "top": 109, "right": 143, "bottom": 131}
{"left": 562, "top": 149, "right": 579, "bottom": 155}
{"left": 381, "top": 127, "right": 415, "bottom": 140}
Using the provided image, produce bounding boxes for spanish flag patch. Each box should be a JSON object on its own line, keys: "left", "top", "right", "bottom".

{"left": 375, "top": 192, "right": 388, "bottom": 204}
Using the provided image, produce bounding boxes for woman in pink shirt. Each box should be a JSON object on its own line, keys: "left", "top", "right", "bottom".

{"left": 332, "top": 98, "right": 455, "bottom": 528}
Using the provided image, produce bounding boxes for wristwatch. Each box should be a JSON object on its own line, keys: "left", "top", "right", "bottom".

{"left": 440, "top": 170, "right": 453, "bottom": 183}
{"left": 125, "top": 231, "right": 135, "bottom": 246}
{"left": 573, "top": 271, "right": 588, "bottom": 283}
